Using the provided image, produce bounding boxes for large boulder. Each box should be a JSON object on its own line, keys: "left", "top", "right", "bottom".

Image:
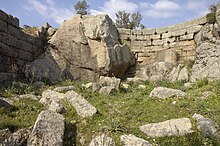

{"left": 27, "top": 14, "right": 135, "bottom": 82}
{"left": 149, "top": 87, "right": 186, "bottom": 99}
{"left": 89, "top": 134, "right": 115, "bottom": 146}
{"left": 120, "top": 134, "right": 152, "bottom": 146}
{"left": 191, "top": 42, "right": 220, "bottom": 82}
{"left": 27, "top": 110, "right": 65, "bottom": 146}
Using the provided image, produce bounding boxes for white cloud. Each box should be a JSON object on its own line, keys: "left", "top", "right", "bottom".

{"left": 185, "top": 0, "right": 210, "bottom": 17}
{"left": 141, "top": 0, "right": 181, "bottom": 18}
{"left": 22, "top": 0, "right": 73, "bottom": 24}
{"left": 90, "top": 0, "right": 138, "bottom": 20}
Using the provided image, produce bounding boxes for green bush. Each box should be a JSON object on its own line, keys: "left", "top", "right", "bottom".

{"left": 206, "top": 13, "right": 216, "bottom": 24}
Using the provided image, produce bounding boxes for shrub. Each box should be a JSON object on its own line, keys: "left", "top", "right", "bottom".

{"left": 206, "top": 13, "right": 216, "bottom": 24}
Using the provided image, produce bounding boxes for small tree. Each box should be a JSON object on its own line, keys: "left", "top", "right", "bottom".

{"left": 115, "top": 11, "right": 143, "bottom": 29}
{"left": 74, "top": 0, "right": 89, "bottom": 16}
{"left": 115, "top": 11, "right": 130, "bottom": 29}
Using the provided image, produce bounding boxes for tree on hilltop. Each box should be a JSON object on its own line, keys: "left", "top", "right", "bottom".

{"left": 115, "top": 10, "right": 144, "bottom": 29}
{"left": 74, "top": 0, "right": 89, "bottom": 16}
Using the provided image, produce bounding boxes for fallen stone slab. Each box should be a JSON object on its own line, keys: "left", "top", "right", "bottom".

{"left": 193, "top": 113, "right": 219, "bottom": 137}
{"left": 15, "top": 94, "right": 39, "bottom": 100}
{"left": 139, "top": 118, "right": 193, "bottom": 137}
{"left": 99, "top": 76, "right": 121, "bottom": 89}
{"left": 120, "top": 134, "right": 152, "bottom": 146}
{"left": 89, "top": 134, "right": 115, "bottom": 146}
{"left": 99, "top": 86, "right": 116, "bottom": 95}
{"left": 0, "top": 97, "right": 14, "bottom": 109}
{"left": 2, "top": 127, "right": 32, "bottom": 146}
{"left": 53, "top": 86, "right": 75, "bottom": 92}
{"left": 149, "top": 87, "right": 186, "bottom": 99}
{"left": 40, "top": 90, "right": 65, "bottom": 105}
{"left": 27, "top": 110, "right": 65, "bottom": 146}
{"left": 65, "top": 90, "right": 97, "bottom": 117}
{"left": 48, "top": 100, "right": 66, "bottom": 114}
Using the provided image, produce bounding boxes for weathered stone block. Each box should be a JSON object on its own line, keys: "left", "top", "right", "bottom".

{"left": 8, "top": 14, "right": 19, "bottom": 28}
{"left": 180, "top": 33, "right": 194, "bottom": 41}
{"left": 0, "top": 10, "right": 8, "bottom": 22}
{"left": 155, "top": 49, "right": 177, "bottom": 65}
{"left": 18, "top": 50, "right": 34, "bottom": 61}
{"left": 8, "top": 24, "right": 23, "bottom": 39}
{"left": 187, "top": 25, "right": 203, "bottom": 34}
{"left": 156, "top": 26, "right": 169, "bottom": 34}
{"left": 118, "top": 28, "right": 131, "bottom": 35}
{"left": 131, "top": 29, "right": 142, "bottom": 35}
{"left": 152, "top": 39, "right": 164, "bottom": 46}
{"left": 0, "top": 42, "right": 19, "bottom": 57}
{"left": 0, "top": 20, "right": 7, "bottom": 32}
{"left": 150, "top": 34, "right": 161, "bottom": 39}
{"left": 171, "top": 29, "right": 187, "bottom": 36}
{"left": 162, "top": 32, "right": 172, "bottom": 38}
{"left": 142, "top": 28, "right": 156, "bottom": 35}
{"left": 21, "top": 41, "right": 33, "bottom": 53}
{"left": 26, "top": 35, "right": 36, "bottom": 44}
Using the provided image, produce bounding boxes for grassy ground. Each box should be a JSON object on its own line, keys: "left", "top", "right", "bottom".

{"left": 0, "top": 79, "right": 220, "bottom": 145}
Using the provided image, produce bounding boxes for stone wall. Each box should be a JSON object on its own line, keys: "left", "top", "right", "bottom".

{"left": 0, "top": 10, "right": 46, "bottom": 83}
{"left": 118, "top": 16, "right": 207, "bottom": 65}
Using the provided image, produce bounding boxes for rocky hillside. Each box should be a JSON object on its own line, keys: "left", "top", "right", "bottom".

{"left": 0, "top": 77, "right": 220, "bottom": 145}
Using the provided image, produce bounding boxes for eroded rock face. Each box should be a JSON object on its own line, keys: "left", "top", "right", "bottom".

{"left": 28, "top": 14, "right": 135, "bottom": 82}
{"left": 191, "top": 42, "right": 220, "bottom": 82}
{"left": 27, "top": 110, "right": 65, "bottom": 146}
{"left": 139, "top": 118, "right": 193, "bottom": 137}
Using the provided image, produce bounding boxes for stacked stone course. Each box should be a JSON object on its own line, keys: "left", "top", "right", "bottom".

{"left": 0, "top": 10, "right": 45, "bottom": 83}
{"left": 118, "top": 16, "right": 207, "bottom": 65}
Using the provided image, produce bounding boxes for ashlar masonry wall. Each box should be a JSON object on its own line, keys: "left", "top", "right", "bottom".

{"left": 0, "top": 10, "right": 45, "bottom": 83}
{"left": 118, "top": 16, "right": 207, "bottom": 65}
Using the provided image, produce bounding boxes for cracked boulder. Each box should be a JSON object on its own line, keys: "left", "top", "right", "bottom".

{"left": 27, "top": 14, "right": 135, "bottom": 82}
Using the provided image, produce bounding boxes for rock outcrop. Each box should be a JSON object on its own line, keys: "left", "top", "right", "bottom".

{"left": 28, "top": 14, "right": 135, "bottom": 82}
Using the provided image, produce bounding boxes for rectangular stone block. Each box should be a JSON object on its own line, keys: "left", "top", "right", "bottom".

{"left": 0, "top": 10, "right": 8, "bottom": 22}
{"left": 142, "top": 28, "right": 156, "bottom": 35}
{"left": 21, "top": 41, "right": 33, "bottom": 53}
{"left": 156, "top": 27, "right": 169, "bottom": 34}
{"left": 18, "top": 50, "right": 34, "bottom": 61}
{"left": 8, "top": 14, "right": 19, "bottom": 28}
{"left": 162, "top": 32, "right": 172, "bottom": 38}
{"left": 8, "top": 24, "right": 23, "bottom": 39}
{"left": 187, "top": 25, "right": 203, "bottom": 34}
{"left": 0, "top": 42, "right": 19, "bottom": 57}
{"left": 131, "top": 29, "right": 142, "bottom": 35}
{"left": 118, "top": 28, "right": 131, "bottom": 35}
{"left": 152, "top": 39, "right": 164, "bottom": 46}
{"left": 0, "top": 19, "right": 7, "bottom": 32}
{"left": 171, "top": 29, "right": 187, "bottom": 36}
{"left": 26, "top": 35, "right": 36, "bottom": 44}
{"left": 180, "top": 33, "right": 194, "bottom": 41}
{"left": 136, "top": 35, "right": 149, "bottom": 41}
{"left": 150, "top": 34, "right": 161, "bottom": 39}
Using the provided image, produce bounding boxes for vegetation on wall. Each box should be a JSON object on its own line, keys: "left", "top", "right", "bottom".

{"left": 74, "top": 0, "right": 89, "bottom": 16}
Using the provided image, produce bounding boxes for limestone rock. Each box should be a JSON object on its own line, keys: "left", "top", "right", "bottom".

{"left": 193, "top": 113, "right": 219, "bottom": 137}
{"left": 53, "top": 86, "right": 75, "bottom": 92}
{"left": 120, "top": 134, "right": 152, "bottom": 146}
{"left": 140, "top": 118, "right": 193, "bottom": 137}
{"left": 0, "top": 128, "right": 11, "bottom": 144}
{"left": 122, "top": 83, "right": 129, "bottom": 89}
{"left": 92, "top": 83, "right": 102, "bottom": 92}
{"left": 15, "top": 94, "right": 39, "bottom": 100}
{"left": 184, "top": 82, "right": 195, "bottom": 88}
{"left": 28, "top": 14, "right": 135, "bottom": 82}
{"left": 27, "top": 110, "right": 65, "bottom": 146}
{"left": 89, "top": 134, "right": 115, "bottom": 146}
{"left": 47, "top": 27, "right": 57, "bottom": 37}
{"left": 138, "top": 85, "right": 146, "bottom": 89}
{"left": 177, "top": 66, "right": 189, "bottom": 81}
{"left": 48, "top": 100, "right": 66, "bottom": 114}
{"left": 0, "top": 97, "right": 14, "bottom": 109}
{"left": 99, "top": 86, "right": 116, "bottom": 94}
{"left": 137, "top": 62, "right": 173, "bottom": 81}
{"left": 82, "top": 82, "right": 93, "bottom": 89}
{"left": 40, "top": 90, "right": 65, "bottom": 106}
{"left": 99, "top": 76, "right": 121, "bottom": 89}
{"left": 149, "top": 87, "right": 186, "bottom": 99}
{"left": 2, "top": 127, "right": 32, "bottom": 146}
{"left": 65, "top": 90, "right": 97, "bottom": 117}
{"left": 155, "top": 49, "right": 177, "bottom": 65}
{"left": 191, "top": 42, "right": 220, "bottom": 81}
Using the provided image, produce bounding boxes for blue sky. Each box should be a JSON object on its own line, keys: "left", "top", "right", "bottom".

{"left": 1, "top": 0, "right": 219, "bottom": 28}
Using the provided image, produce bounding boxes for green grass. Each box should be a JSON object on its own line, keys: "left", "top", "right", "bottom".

{"left": 0, "top": 79, "right": 220, "bottom": 145}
